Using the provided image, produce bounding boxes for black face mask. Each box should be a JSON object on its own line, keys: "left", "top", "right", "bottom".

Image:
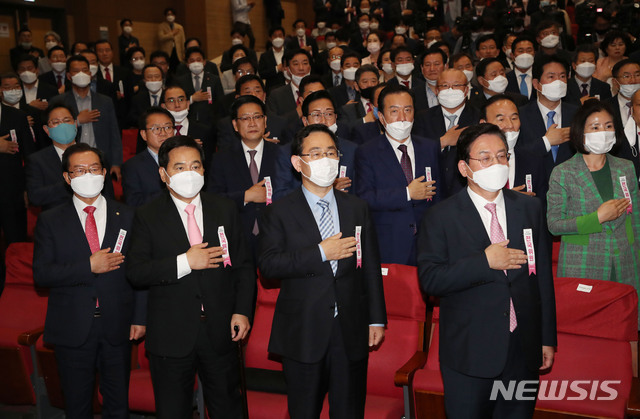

{"left": 360, "top": 86, "right": 376, "bottom": 101}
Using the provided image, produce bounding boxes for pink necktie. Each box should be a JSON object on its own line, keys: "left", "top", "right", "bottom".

{"left": 485, "top": 203, "right": 517, "bottom": 332}
{"left": 185, "top": 204, "right": 202, "bottom": 246}
{"left": 84, "top": 206, "right": 100, "bottom": 309}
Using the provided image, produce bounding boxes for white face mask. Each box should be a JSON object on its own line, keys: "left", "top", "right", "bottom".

{"left": 330, "top": 59, "right": 342, "bottom": 72}
{"left": 426, "top": 77, "right": 438, "bottom": 86}
{"left": 396, "top": 63, "right": 414, "bottom": 76}
{"left": 584, "top": 130, "right": 616, "bottom": 154}
{"left": 328, "top": 123, "right": 338, "bottom": 133}
{"left": 169, "top": 108, "right": 189, "bottom": 122}
{"left": 575, "top": 62, "right": 596, "bottom": 79}
{"left": 72, "top": 72, "right": 91, "bottom": 88}
{"left": 299, "top": 157, "right": 339, "bottom": 187}
{"left": 51, "top": 62, "right": 67, "bottom": 73}
{"left": 145, "top": 80, "right": 163, "bottom": 93}
{"left": 540, "top": 34, "right": 559, "bottom": 48}
{"left": 361, "top": 8, "right": 370, "bottom": 13}
{"left": 20, "top": 71, "right": 37, "bottom": 84}
{"left": 123, "top": 26, "right": 133, "bottom": 34}
{"left": 166, "top": 15, "right": 175, "bottom": 23}
{"left": 618, "top": 83, "right": 640, "bottom": 99}
{"left": 132, "top": 60, "right": 145, "bottom": 71}
{"left": 359, "top": 21, "right": 370, "bottom": 30}
{"left": 291, "top": 71, "right": 310, "bottom": 87}
{"left": 486, "top": 75, "right": 508, "bottom": 94}
{"left": 296, "top": 28, "right": 306, "bottom": 37}
{"left": 70, "top": 173, "right": 105, "bottom": 198}
{"left": 514, "top": 53, "right": 534, "bottom": 69}
{"left": 382, "top": 63, "right": 394, "bottom": 74}
{"left": 370, "top": 22, "right": 379, "bottom": 30}
{"left": 438, "top": 88, "right": 466, "bottom": 108}
{"left": 395, "top": 26, "right": 407, "bottom": 35}
{"left": 426, "top": 40, "right": 438, "bottom": 48}
{"left": 90, "top": 65, "right": 99, "bottom": 77}
{"left": 284, "top": 69, "right": 291, "bottom": 81}
{"left": 475, "top": 5, "right": 485, "bottom": 13}
{"left": 2, "top": 89, "right": 23, "bottom": 105}
{"left": 463, "top": 69, "right": 474, "bottom": 82}
{"left": 466, "top": 163, "right": 509, "bottom": 192}
{"left": 383, "top": 118, "right": 413, "bottom": 140}
{"left": 317, "top": 22, "right": 326, "bottom": 29}
{"left": 231, "top": 38, "right": 243, "bottom": 46}
{"left": 367, "top": 42, "right": 381, "bottom": 54}
{"left": 343, "top": 67, "right": 357, "bottom": 81}
{"left": 165, "top": 169, "right": 204, "bottom": 198}
{"left": 272, "top": 37, "right": 285, "bottom": 48}
{"left": 188, "top": 62, "right": 204, "bottom": 75}
{"left": 325, "top": 42, "right": 337, "bottom": 50}
{"left": 505, "top": 131, "right": 520, "bottom": 149}
{"left": 540, "top": 80, "right": 567, "bottom": 101}
{"left": 45, "top": 41, "right": 58, "bottom": 51}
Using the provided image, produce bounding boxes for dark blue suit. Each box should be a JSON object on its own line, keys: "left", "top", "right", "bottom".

{"left": 352, "top": 121, "right": 383, "bottom": 145}
{"left": 564, "top": 76, "right": 612, "bottom": 105}
{"left": 354, "top": 134, "right": 442, "bottom": 266}
{"left": 216, "top": 112, "right": 288, "bottom": 152}
{"left": 121, "top": 149, "right": 164, "bottom": 207}
{"left": 506, "top": 70, "right": 537, "bottom": 102}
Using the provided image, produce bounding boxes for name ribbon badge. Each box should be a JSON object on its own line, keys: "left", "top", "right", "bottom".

{"left": 523, "top": 228, "right": 536, "bottom": 276}
{"left": 264, "top": 176, "right": 273, "bottom": 205}
{"left": 217, "top": 226, "right": 232, "bottom": 267}
{"left": 425, "top": 167, "right": 432, "bottom": 201}
{"left": 339, "top": 165, "right": 347, "bottom": 178}
{"left": 9, "top": 129, "right": 17, "bottom": 143}
{"left": 525, "top": 174, "right": 533, "bottom": 193}
{"left": 355, "top": 226, "right": 362, "bottom": 268}
{"left": 620, "top": 176, "right": 632, "bottom": 214}
{"left": 207, "top": 86, "right": 213, "bottom": 104}
{"left": 113, "top": 229, "right": 127, "bottom": 253}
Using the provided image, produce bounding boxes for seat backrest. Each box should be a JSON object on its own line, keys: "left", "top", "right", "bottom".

{"left": 425, "top": 307, "right": 440, "bottom": 371}
{"left": 244, "top": 275, "right": 283, "bottom": 371}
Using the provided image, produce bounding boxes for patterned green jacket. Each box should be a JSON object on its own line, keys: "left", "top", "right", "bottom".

{"left": 547, "top": 153, "right": 640, "bottom": 290}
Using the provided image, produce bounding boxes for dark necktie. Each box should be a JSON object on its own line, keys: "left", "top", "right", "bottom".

{"left": 581, "top": 83, "right": 589, "bottom": 97}
{"left": 248, "top": 150, "right": 259, "bottom": 235}
{"left": 519, "top": 74, "right": 528, "bottom": 97}
{"left": 56, "top": 75, "right": 62, "bottom": 88}
{"left": 398, "top": 144, "right": 413, "bottom": 185}
{"left": 401, "top": 80, "right": 410, "bottom": 88}
{"left": 105, "top": 67, "right": 112, "bottom": 82}
{"left": 547, "top": 111, "right": 558, "bottom": 162}
{"left": 334, "top": 74, "right": 340, "bottom": 86}
{"left": 175, "top": 124, "right": 182, "bottom": 135}
{"left": 152, "top": 94, "right": 158, "bottom": 106}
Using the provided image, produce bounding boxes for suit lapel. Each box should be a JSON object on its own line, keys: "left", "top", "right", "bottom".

{"left": 335, "top": 191, "right": 355, "bottom": 275}
{"left": 433, "top": 107, "right": 447, "bottom": 136}
{"left": 232, "top": 145, "right": 253, "bottom": 187}
{"left": 457, "top": 189, "right": 492, "bottom": 249}
{"left": 62, "top": 201, "right": 93, "bottom": 256}
{"left": 102, "top": 199, "right": 121, "bottom": 250}
{"left": 504, "top": 191, "right": 524, "bottom": 281}
{"left": 377, "top": 135, "right": 411, "bottom": 186}
{"left": 200, "top": 193, "right": 220, "bottom": 246}
{"left": 161, "top": 192, "right": 192, "bottom": 249}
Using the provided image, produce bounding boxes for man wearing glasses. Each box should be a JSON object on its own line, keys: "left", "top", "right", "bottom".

{"left": 34, "top": 142, "right": 147, "bottom": 419}
{"left": 207, "top": 94, "right": 280, "bottom": 260}
{"left": 418, "top": 123, "right": 556, "bottom": 418}
{"left": 355, "top": 84, "right": 441, "bottom": 266}
{"left": 259, "top": 124, "right": 387, "bottom": 419}
{"left": 121, "top": 107, "right": 175, "bottom": 207}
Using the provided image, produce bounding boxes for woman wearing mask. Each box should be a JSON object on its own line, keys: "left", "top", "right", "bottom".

{"left": 126, "top": 46, "right": 146, "bottom": 93}
{"left": 363, "top": 32, "right": 384, "bottom": 67}
{"left": 547, "top": 100, "right": 640, "bottom": 289}
{"left": 377, "top": 49, "right": 395, "bottom": 82}
{"left": 593, "top": 31, "right": 631, "bottom": 89}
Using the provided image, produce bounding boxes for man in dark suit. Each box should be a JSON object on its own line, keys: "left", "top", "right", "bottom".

{"left": 80, "top": 49, "right": 119, "bottom": 106}
{"left": 222, "top": 57, "right": 257, "bottom": 110}
{"left": 258, "top": 27, "right": 288, "bottom": 94}
{"left": 285, "top": 19, "right": 319, "bottom": 58}
{"left": 414, "top": 69, "right": 481, "bottom": 198}
{"left": 387, "top": 46, "right": 419, "bottom": 89}
{"left": 33, "top": 143, "right": 146, "bottom": 419}
{"left": 349, "top": 13, "right": 371, "bottom": 56}
{"left": 418, "top": 123, "right": 556, "bottom": 418}
{"left": 414, "top": 47, "right": 444, "bottom": 113}
{"left": 174, "top": 47, "right": 226, "bottom": 129}
{"left": 469, "top": 58, "right": 528, "bottom": 111}
{"left": 128, "top": 136, "right": 255, "bottom": 419}
{"left": 10, "top": 28, "right": 44, "bottom": 71}
{"left": 355, "top": 84, "right": 442, "bottom": 266}
{"left": 605, "top": 59, "right": 640, "bottom": 130}
{"left": 266, "top": 49, "right": 312, "bottom": 116}
{"left": 565, "top": 44, "right": 612, "bottom": 106}
{"left": 259, "top": 123, "right": 387, "bottom": 419}
{"left": 328, "top": 51, "right": 362, "bottom": 112}
{"left": 122, "top": 107, "right": 174, "bottom": 207}
{"left": 127, "top": 64, "right": 165, "bottom": 128}
{"left": 216, "top": 75, "right": 287, "bottom": 151}
{"left": 38, "top": 46, "right": 67, "bottom": 93}
{"left": 95, "top": 40, "right": 133, "bottom": 129}
{"left": 339, "top": 65, "right": 379, "bottom": 131}
{"left": 50, "top": 55, "right": 123, "bottom": 182}
{"left": 16, "top": 55, "right": 56, "bottom": 149}
{"left": 517, "top": 54, "right": 577, "bottom": 174}
{"left": 505, "top": 34, "right": 537, "bottom": 102}
{"left": 388, "top": 0, "right": 417, "bottom": 26}
{"left": 208, "top": 95, "right": 280, "bottom": 259}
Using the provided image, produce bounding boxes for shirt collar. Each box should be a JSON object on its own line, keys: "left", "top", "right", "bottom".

{"left": 147, "top": 147, "right": 159, "bottom": 165}
{"left": 301, "top": 184, "right": 335, "bottom": 207}
{"left": 467, "top": 186, "right": 505, "bottom": 209}
{"left": 73, "top": 193, "right": 106, "bottom": 214}
{"left": 241, "top": 138, "right": 264, "bottom": 154}
{"left": 169, "top": 190, "right": 202, "bottom": 213}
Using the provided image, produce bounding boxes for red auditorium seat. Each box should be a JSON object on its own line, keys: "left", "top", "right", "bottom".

{"left": 128, "top": 340, "right": 155, "bottom": 414}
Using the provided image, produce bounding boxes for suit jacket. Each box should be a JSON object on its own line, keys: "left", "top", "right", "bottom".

{"left": 39, "top": 71, "right": 64, "bottom": 90}
{"left": 21, "top": 81, "right": 59, "bottom": 104}
{"left": 185, "top": 117, "right": 217, "bottom": 165}
{"left": 354, "top": 133, "right": 442, "bottom": 265}
{"left": 127, "top": 191, "right": 255, "bottom": 357}
{"left": 121, "top": 149, "right": 164, "bottom": 207}
{"left": 207, "top": 141, "right": 280, "bottom": 239}
{"left": 328, "top": 82, "right": 360, "bottom": 111}
{"left": 413, "top": 104, "right": 481, "bottom": 198}
{"left": 258, "top": 188, "right": 387, "bottom": 363}
{"left": 216, "top": 112, "right": 287, "bottom": 152}
{"left": 517, "top": 100, "right": 578, "bottom": 175}
{"left": 157, "top": 21, "right": 186, "bottom": 61}
{"left": 412, "top": 80, "right": 436, "bottom": 114}
{"left": 352, "top": 120, "right": 383, "bottom": 145}
{"left": 547, "top": 153, "right": 640, "bottom": 283}
{"left": 33, "top": 198, "right": 146, "bottom": 347}
{"left": 258, "top": 48, "right": 288, "bottom": 93}
{"left": 617, "top": 118, "right": 640, "bottom": 180}
{"left": 175, "top": 71, "right": 227, "bottom": 127}
{"left": 266, "top": 83, "right": 297, "bottom": 116}
{"left": 339, "top": 101, "right": 368, "bottom": 134}
{"left": 468, "top": 88, "right": 528, "bottom": 111}
{"left": 512, "top": 142, "right": 549, "bottom": 205}
{"left": 127, "top": 87, "right": 159, "bottom": 128}
{"left": 285, "top": 35, "right": 319, "bottom": 59}
{"left": 388, "top": 0, "right": 417, "bottom": 24}
{"left": 0, "top": 104, "right": 34, "bottom": 208}
{"left": 506, "top": 70, "right": 537, "bottom": 102}
{"left": 565, "top": 76, "right": 612, "bottom": 106}
{"left": 96, "top": 64, "right": 133, "bottom": 128}
{"left": 50, "top": 90, "right": 123, "bottom": 167}
{"left": 418, "top": 188, "right": 557, "bottom": 377}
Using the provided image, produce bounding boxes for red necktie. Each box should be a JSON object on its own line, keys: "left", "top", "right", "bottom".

{"left": 299, "top": 37, "right": 304, "bottom": 48}
{"left": 401, "top": 80, "right": 410, "bottom": 88}
{"left": 296, "top": 90, "right": 302, "bottom": 105}
{"left": 175, "top": 124, "right": 182, "bottom": 135}
{"left": 105, "top": 67, "right": 112, "bottom": 82}
{"left": 84, "top": 206, "right": 100, "bottom": 309}
{"left": 56, "top": 75, "right": 62, "bottom": 88}
{"left": 366, "top": 102, "right": 373, "bottom": 114}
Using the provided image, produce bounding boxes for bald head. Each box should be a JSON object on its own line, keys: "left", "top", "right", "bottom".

{"left": 437, "top": 68, "right": 467, "bottom": 86}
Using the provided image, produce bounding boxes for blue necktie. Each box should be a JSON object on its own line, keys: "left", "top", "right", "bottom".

{"left": 318, "top": 199, "right": 337, "bottom": 275}
{"left": 547, "top": 111, "right": 558, "bottom": 162}
{"left": 519, "top": 74, "right": 529, "bottom": 98}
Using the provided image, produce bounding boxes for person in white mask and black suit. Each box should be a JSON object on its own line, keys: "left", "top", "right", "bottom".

{"left": 605, "top": 59, "right": 640, "bottom": 131}
{"left": 469, "top": 58, "right": 528, "bottom": 111}
{"left": 618, "top": 89, "right": 640, "bottom": 180}
{"left": 127, "top": 64, "right": 165, "bottom": 128}
{"left": 565, "top": 44, "right": 612, "bottom": 106}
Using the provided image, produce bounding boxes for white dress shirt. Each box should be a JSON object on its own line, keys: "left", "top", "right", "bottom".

{"left": 172, "top": 193, "right": 204, "bottom": 279}
{"left": 241, "top": 138, "right": 264, "bottom": 173}
{"left": 538, "top": 99, "right": 562, "bottom": 152}
{"left": 386, "top": 133, "right": 415, "bottom": 201}
{"left": 54, "top": 145, "right": 66, "bottom": 160}
{"left": 618, "top": 94, "right": 632, "bottom": 127}
{"left": 442, "top": 105, "right": 465, "bottom": 130}
{"left": 467, "top": 187, "right": 508, "bottom": 240}
{"left": 508, "top": 146, "right": 516, "bottom": 188}
{"left": 24, "top": 81, "right": 38, "bottom": 104}
{"left": 514, "top": 67, "right": 533, "bottom": 99}
{"left": 396, "top": 75, "right": 412, "bottom": 88}
{"left": 99, "top": 63, "right": 114, "bottom": 81}
{"left": 73, "top": 194, "right": 107, "bottom": 246}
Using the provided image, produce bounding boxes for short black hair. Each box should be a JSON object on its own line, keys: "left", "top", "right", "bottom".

{"left": 420, "top": 46, "right": 447, "bottom": 67}
{"left": 17, "top": 54, "right": 38, "bottom": 68}
{"left": 142, "top": 64, "right": 164, "bottom": 78}
{"left": 269, "top": 26, "right": 285, "bottom": 37}
{"left": 302, "top": 90, "right": 335, "bottom": 117}
{"left": 94, "top": 39, "right": 112, "bottom": 49}
{"left": 390, "top": 46, "right": 413, "bottom": 62}
{"left": 150, "top": 50, "right": 170, "bottom": 63}
{"left": 340, "top": 51, "right": 361, "bottom": 68}
{"left": 66, "top": 55, "right": 89, "bottom": 73}
{"left": 162, "top": 84, "right": 187, "bottom": 102}
{"left": 292, "top": 124, "right": 337, "bottom": 157}
{"left": 229, "top": 44, "right": 249, "bottom": 60}
{"left": 61, "top": 143, "right": 106, "bottom": 173}
{"left": 475, "top": 34, "right": 497, "bottom": 51}
{"left": 532, "top": 53, "right": 570, "bottom": 80}
{"left": 126, "top": 46, "right": 146, "bottom": 63}
{"left": 164, "top": 7, "right": 176, "bottom": 16}
{"left": 569, "top": 99, "right": 623, "bottom": 155}
{"left": 449, "top": 52, "right": 473, "bottom": 68}
{"left": 231, "top": 95, "right": 266, "bottom": 120}
{"left": 0, "top": 72, "right": 20, "bottom": 85}
{"left": 377, "top": 84, "right": 414, "bottom": 114}
{"left": 481, "top": 94, "right": 518, "bottom": 120}
{"left": 600, "top": 30, "right": 631, "bottom": 57}
{"left": 377, "top": 48, "right": 392, "bottom": 69}
{"left": 511, "top": 34, "right": 537, "bottom": 54}
{"left": 573, "top": 44, "right": 598, "bottom": 63}
{"left": 235, "top": 74, "right": 265, "bottom": 95}
{"left": 355, "top": 64, "right": 380, "bottom": 83}
{"left": 120, "top": 18, "right": 132, "bottom": 28}
{"left": 184, "top": 37, "right": 201, "bottom": 49}
{"left": 158, "top": 136, "right": 204, "bottom": 169}
{"left": 70, "top": 42, "right": 88, "bottom": 55}
{"left": 44, "top": 103, "right": 77, "bottom": 122}
{"left": 457, "top": 123, "right": 507, "bottom": 163}
{"left": 138, "top": 106, "right": 175, "bottom": 131}
{"left": 185, "top": 46, "right": 205, "bottom": 61}
{"left": 292, "top": 18, "right": 306, "bottom": 28}
{"left": 47, "top": 45, "right": 65, "bottom": 60}
{"left": 299, "top": 74, "right": 325, "bottom": 96}
{"left": 475, "top": 57, "right": 503, "bottom": 80}
{"left": 232, "top": 56, "right": 256, "bottom": 75}
{"left": 535, "top": 20, "right": 559, "bottom": 37}
{"left": 284, "top": 48, "right": 313, "bottom": 67}
{"left": 612, "top": 58, "right": 640, "bottom": 79}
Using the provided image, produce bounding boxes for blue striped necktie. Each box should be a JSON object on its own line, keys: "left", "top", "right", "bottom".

{"left": 318, "top": 199, "right": 337, "bottom": 275}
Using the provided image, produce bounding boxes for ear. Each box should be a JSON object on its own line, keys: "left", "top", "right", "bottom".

{"left": 302, "top": 116, "right": 309, "bottom": 126}
{"left": 478, "top": 76, "right": 488, "bottom": 88}
{"left": 140, "top": 129, "right": 148, "bottom": 143}
{"left": 479, "top": 118, "right": 486, "bottom": 123}
{"left": 532, "top": 79, "right": 541, "bottom": 92}
{"left": 290, "top": 155, "right": 302, "bottom": 173}
{"left": 159, "top": 167, "right": 169, "bottom": 183}
{"left": 457, "top": 160, "right": 470, "bottom": 179}
{"left": 161, "top": 103, "right": 166, "bottom": 109}
{"left": 63, "top": 172, "right": 71, "bottom": 185}
{"left": 101, "top": 167, "right": 107, "bottom": 177}
{"left": 43, "top": 125, "right": 50, "bottom": 136}
{"left": 232, "top": 119, "right": 239, "bottom": 133}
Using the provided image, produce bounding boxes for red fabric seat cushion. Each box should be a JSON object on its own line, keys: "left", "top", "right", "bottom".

{"left": 247, "top": 390, "right": 289, "bottom": 419}
{"left": 319, "top": 394, "right": 404, "bottom": 419}
{"left": 128, "top": 369, "right": 155, "bottom": 413}
{"left": 381, "top": 264, "right": 426, "bottom": 321}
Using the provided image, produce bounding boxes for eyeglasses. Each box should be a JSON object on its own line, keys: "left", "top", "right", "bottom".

{"left": 308, "top": 111, "right": 336, "bottom": 120}
{"left": 146, "top": 125, "right": 175, "bottom": 134}
{"left": 300, "top": 149, "right": 342, "bottom": 160}
{"left": 236, "top": 114, "right": 265, "bottom": 123}
{"left": 48, "top": 117, "right": 74, "bottom": 128}
{"left": 436, "top": 84, "right": 467, "bottom": 90}
{"left": 165, "top": 96, "right": 187, "bottom": 104}
{"left": 618, "top": 72, "right": 640, "bottom": 81}
{"left": 387, "top": 106, "right": 414, "bottom": 117}
{"left": 468, "top": 152, "right": 511, "bottom": 168}
{"left": 235, "top": 69, "right": 255, "bottom": 76}
{"left": 68, "top": 165, "right": 103, "bottom": 177}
